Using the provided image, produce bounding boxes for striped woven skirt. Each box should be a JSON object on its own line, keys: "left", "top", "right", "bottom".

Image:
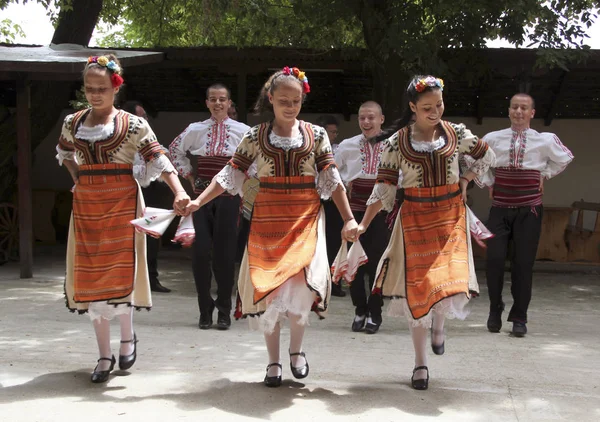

{"left": 236, "top": 176, "right": 331, "bottom": 332}
{"left": 401, "top": 184, "right": 470, "bottom": 320}
{"left": 64, "top": 163, "right": 151, "bottom": 316}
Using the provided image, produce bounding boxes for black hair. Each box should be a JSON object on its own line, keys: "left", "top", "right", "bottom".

{"left": 253, "top": 69, "right": 306, "bottom": 114}
{"left": 206, "top": 83, "right": 231, "bottom": 100}
{"left": 316, "top": 115, "right": 339, "bottom": 127}
{"left": 375, "top": 74, "right": 444, "bottom": 142}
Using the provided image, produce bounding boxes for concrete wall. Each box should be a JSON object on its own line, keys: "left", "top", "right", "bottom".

{"left": 33, "top": 110, "right": 598, "bottom": 242}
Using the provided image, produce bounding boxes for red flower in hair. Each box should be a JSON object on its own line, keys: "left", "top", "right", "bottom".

{"left": 292, "top": 67, "right": 300, "bottom": 77}
{"left": 111, "top": 73, "right": 124, "bottom": 88}
{"left": 303, "top": 81, "right": 311, "bottom": 94}
{"left": 282, "top": 66, "right": 291, "bottom": 75}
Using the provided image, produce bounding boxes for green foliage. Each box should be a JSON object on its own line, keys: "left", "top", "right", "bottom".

{"left": 68, "top": 86, "right": 90, "bottom": 110}
{"left": 0, "top": 18, "right": 25, "bottom": 43}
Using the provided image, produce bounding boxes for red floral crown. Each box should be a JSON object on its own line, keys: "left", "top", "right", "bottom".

{"left": 282, "top": 66, "right": 310, "bottom": 94}
{"left": 87, "top": 56, "right": 124, "bottom": 88}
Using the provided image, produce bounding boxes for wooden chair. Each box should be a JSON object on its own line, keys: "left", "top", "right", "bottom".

{"left": 565, "top": 201, "right": 600, "bottom": 263}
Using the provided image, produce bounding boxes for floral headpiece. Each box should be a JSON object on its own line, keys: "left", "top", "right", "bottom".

{"left": 282, "top": 66, "right": 310, "bottom": 94}
{"left": 415, "top": 76, "right": 444, "bottom": 93}
{"left": 87, "top": 56, "right": 124, "bottom": 88}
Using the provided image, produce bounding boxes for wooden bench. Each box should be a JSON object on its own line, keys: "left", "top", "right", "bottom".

{"left": 565, "top": 201, "right": 600, "bottom": 263}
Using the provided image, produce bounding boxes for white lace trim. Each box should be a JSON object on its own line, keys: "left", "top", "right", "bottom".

{"left": 75, "top": 121, "right": 115, "bottom": 142}
{"left": 55, "top": 145, "right": 74, "bottom": 166}
{"left": 316, "top": 166, "right": 344, "bottom": 200}
{"left": 411, "top": 137, "right": 445, "bottom": 152}
{"left": 269, "top": 132, "right": 303, "bottom": 150}
{"left": 215, "top": 164, "right": 246, "bottom": 196}
{"left": 133, "top": 154, "right": 176, "bottom": 188}
{"left": 367, "top": 183, "right": 397, "bottom": 211}
{"left": 88, "top": 301, "right": 131, "bottom": 322}
{"left": 386, "top": 295, "right": 471, "bottom": 328}
{"left": 248, "top": 272, "right": 316, "bottom": 333}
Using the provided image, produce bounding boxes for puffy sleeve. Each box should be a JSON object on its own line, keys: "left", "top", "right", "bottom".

{"left": 215, "top": 127, "right": 257, "bottom": 195}
{"left": 168, "top": 124, "right": 198, "bottom": 178}
{"left": 56, "top": 114, "right": 76, "bottom": 166}
{"left": 133, "top": 118, "right": 176, "bottom": 186}
{"left": 314, "top": 125, "right": 344, "bottom": 199}
{"left": 454, "top": 123, "right": 495, "bottom": 176}
{"left": 541, "top": 133, "right": 574, "bottom": 179}
{"left": 367, "top": 133, "right": 401, "bottom": 211}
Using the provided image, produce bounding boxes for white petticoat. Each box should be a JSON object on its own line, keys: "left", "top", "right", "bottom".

{"left": 248, "top": 272, "right": 317, "bottom": 333}
{"left": 386, "top": 294, "right": 471, "bottom": 328}
{"left": 88, "top": 301, "right": 132, "bottom": 322}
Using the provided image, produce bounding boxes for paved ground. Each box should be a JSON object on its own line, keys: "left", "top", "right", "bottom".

{"left": 1, "top": 247, "right": 599, "bottom": 422}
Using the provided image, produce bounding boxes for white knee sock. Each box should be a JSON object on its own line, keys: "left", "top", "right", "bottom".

{"left": 431, "top": 311, "right": 446, "bottom": 346}
{"left": 92, "top": 317, "right": 112, "bottom": 370}
{"left": 409, "top": 324, "right": 429, "bottom": 380}
{"left": 264, "top": 322, "right": 281, "bottom": 377}
{"left": 118, "top": 308, "right": 135, "bottom": 356}
{"left": 289, "top": 313, "right": 307, "bottom": 368}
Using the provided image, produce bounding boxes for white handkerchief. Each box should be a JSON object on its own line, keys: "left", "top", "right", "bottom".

{"left": 130, "top": 207, "right": 177, "bottom": 238}
{"left": 467, "top": 206, "right": 494, "bottom": 248}
{"left": 331, "top": 240, "right": 368, "bottom": 285}
{"left": 173, "top": 214, "right": 195, "bottom": 248}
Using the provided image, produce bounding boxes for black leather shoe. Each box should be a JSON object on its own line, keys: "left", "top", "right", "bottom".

{"left": 511, "top": 322, "right": 527, "bottom": 337}
{"left": 264, "top": 363, "right": 282, "bottom": 387}
{"left": 199, "top": 303, "right": 214, "bottom": 330}
{"left": 150, "top": 281, "right": 171, "bottom": 293}
{"left": 331, "top": 284, "right": 346, "bottom": 297}
{"left": 91, "top": 355, "right": 115, "bottom": 383}
{"left": 289, "top": 351, "right": 309, "bottom": 379}
{"left": 351, "top": 315, "right": 366, "bottom": 332}
{"left": 431, "top": 328, "right": 445, "bottom": 355}
{"left": 365, "top": 320, "right": 380, "bottom": 334}
{"left": 411, "top": 366, "right": 429, "bottom": 390}
{"left": 119, "top": 333, "right": 138, "bottom": 370}
{"left": 216, "top": 312, "right": 231, "bottom": 330}
{"left": 487, "top": 302, "right": 505, "bottom": 333}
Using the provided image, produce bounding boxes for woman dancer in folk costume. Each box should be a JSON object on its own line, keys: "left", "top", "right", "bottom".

{"left": 56, "top": 54, "right": 190, "bottom": 383}
{"left": 356, "top": 75, "right": 496, "bottom": 390}
{"left": 186, "top": 67, "right": 357, "bottom": 387}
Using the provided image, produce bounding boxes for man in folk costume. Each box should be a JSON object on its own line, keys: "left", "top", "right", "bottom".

{"left": 335, "top": 101, "right": 391, "bottom": 333}
{"left": 169, "top": 84, "right": 250, "bottom": 330}
{"left": 479, "top": 93, "right": 574, "bottom": 337}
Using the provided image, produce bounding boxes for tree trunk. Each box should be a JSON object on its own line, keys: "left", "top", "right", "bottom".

{"left": 0, "top": 0, "right": 103, "bottom": 201}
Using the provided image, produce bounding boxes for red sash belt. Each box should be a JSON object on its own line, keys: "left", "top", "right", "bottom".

{"left": 195, "top": 155, "right": 231, "bottom": 195}
{"left": 493, "top": 168, "right": 542, "bottom": 208}
{"left": 348, "top": 178, "right": 376, "bottom": 212}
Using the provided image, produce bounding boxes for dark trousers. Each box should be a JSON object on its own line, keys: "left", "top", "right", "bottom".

{"left": 142, "top": 182, "right": 171, "bottom": 286}
{"left": 324, "top": 200, "right": 343, "bottom": 267}
{"left": 485, "top": 205, "right": 543, "bottom": 323}
{"left": 349, "top": 211, "right": 389, "bottom": 324}
{"left": 192, "top": 195, "right": 241, "bottom": 316}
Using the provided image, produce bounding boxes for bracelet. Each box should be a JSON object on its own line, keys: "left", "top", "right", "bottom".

{"left": 460, "top": 177, "right": 471, "bottom": 183}
{"left": 174, "top": 190, "right": 187, "bottom": 194}
{"left": 343, "top": 216, "right": 355, "bottom": 222}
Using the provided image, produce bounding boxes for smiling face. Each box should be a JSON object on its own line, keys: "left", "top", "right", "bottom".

{"left": 509, "top": 94, "right": 535, "bottom": 130}
{"left": 269, "top": 81, "right": 303, "bottom": 125}
{"left": 84, "top": 67, "right": 119, "bottom": 112}
{"left": 206, "top": 88, "right": 232, "bottom": 121}
{"left": 410, "top": 89, "right": 444, "bottom": 129}
{"left": 358, "top": 105, "right": 384, "bottom": 138}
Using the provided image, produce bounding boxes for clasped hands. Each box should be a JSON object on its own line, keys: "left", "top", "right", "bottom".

{"left": 342, "top": 218, "right": 366, "bottom": 242}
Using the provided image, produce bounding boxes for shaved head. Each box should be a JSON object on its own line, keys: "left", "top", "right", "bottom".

{"left": 359, "top": 101, "right": 383, "bottom": 116}
{"left": 510, "top": 93, "right": 535, "bottom": 110}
